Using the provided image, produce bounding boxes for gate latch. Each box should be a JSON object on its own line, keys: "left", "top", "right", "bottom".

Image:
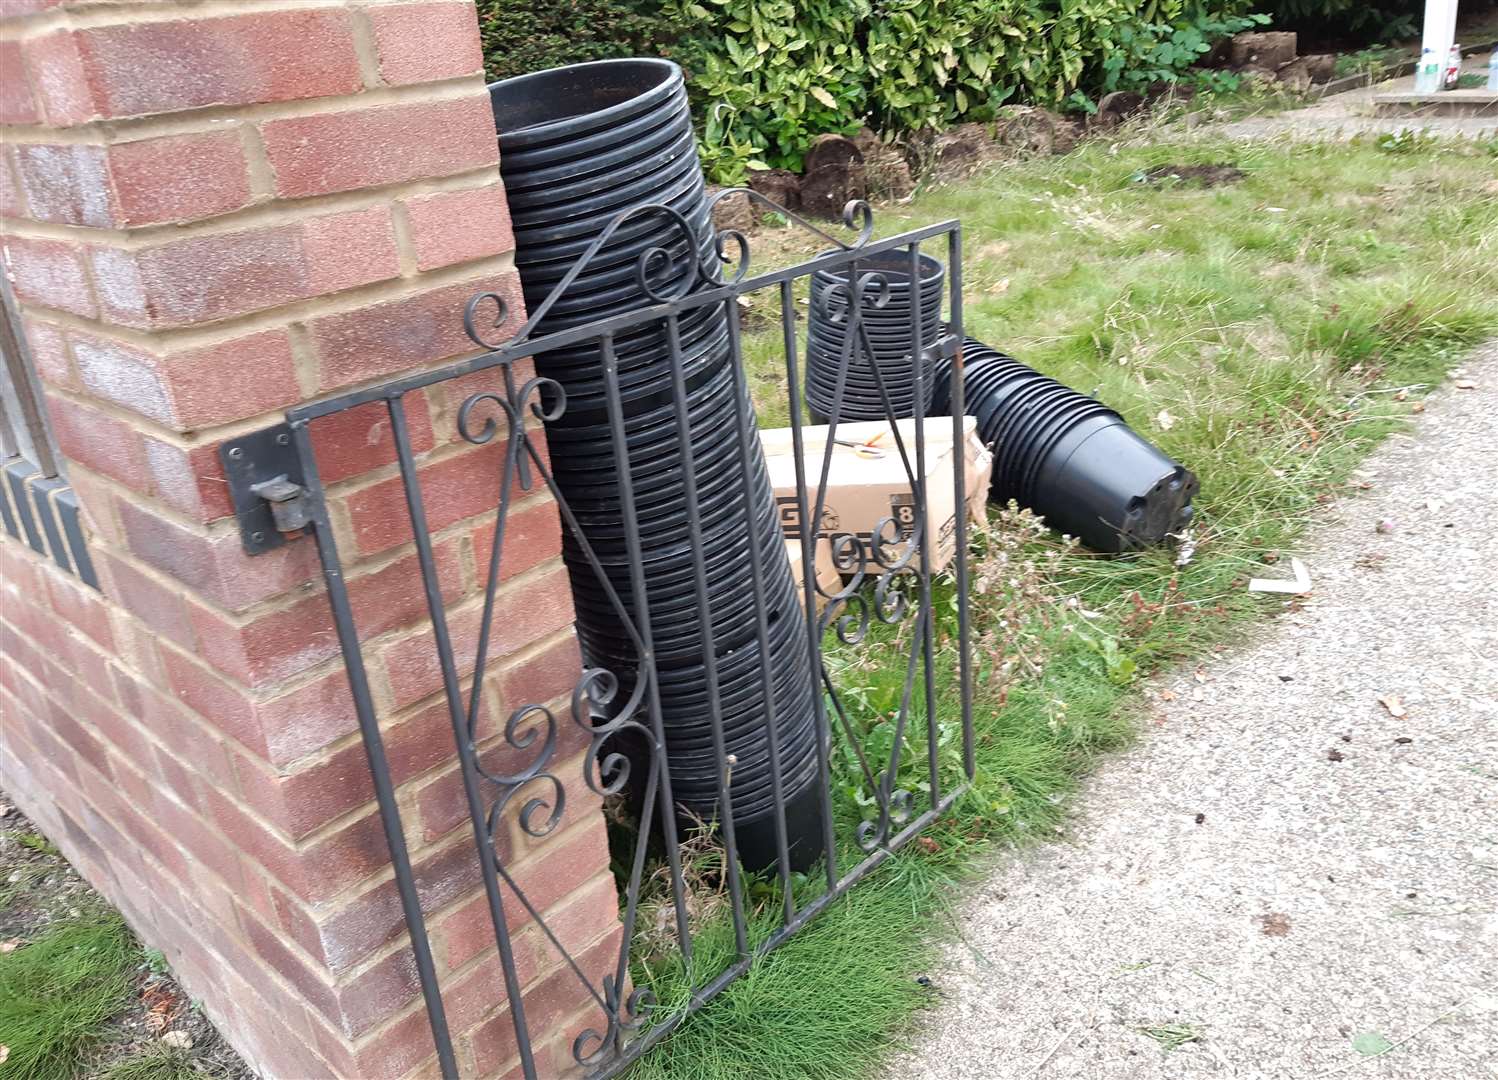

{"left": 220, "top": 423, "right": 312, "bottom": 555}
{"left": 250, "top": 474, "right": 312, "bottom": 534}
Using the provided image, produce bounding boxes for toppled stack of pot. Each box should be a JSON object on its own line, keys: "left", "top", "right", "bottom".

{"left": 487, "top": 60, "right": 822, "bottom": 870}
{"left": 934, "top": 340, "right": 1197, "bottom": 553}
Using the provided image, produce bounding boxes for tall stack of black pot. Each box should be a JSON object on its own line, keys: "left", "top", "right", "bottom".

{"left": 488, "top": 60, "right": 823, "bottom": 870}
{"left": 805, "top": 250, "right": 945, "bottom": 422}
{"left": 935, "top": 339, "right": 1198, "bottom": 553}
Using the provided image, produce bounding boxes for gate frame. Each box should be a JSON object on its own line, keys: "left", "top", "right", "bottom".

{"left": 230, "top": 193, "right": 973, "bottom": 1079}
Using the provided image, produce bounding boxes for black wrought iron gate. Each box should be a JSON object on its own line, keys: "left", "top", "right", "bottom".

{"left": 224, "top": 194, "right": 972, "bottom": 1079}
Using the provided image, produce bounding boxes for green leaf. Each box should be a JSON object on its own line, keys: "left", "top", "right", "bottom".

{"left": 1352, "top": 1033, "right": 1394, "bottom": 1057}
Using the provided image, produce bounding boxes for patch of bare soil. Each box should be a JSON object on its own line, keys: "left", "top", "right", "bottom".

{"left": 0, "top": 796, "right": 253, "bottom": 1080}
{"left": 1140, "top": 162, "right": 1245, "bottom": 186}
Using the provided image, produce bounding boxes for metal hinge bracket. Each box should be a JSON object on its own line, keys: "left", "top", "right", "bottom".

{"left": 220, "top": 423, "right": 311, "bottom": 555}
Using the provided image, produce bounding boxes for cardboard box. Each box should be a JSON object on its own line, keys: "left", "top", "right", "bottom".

{"left": 762, "top": 417, "right": 992, "bottom": 575}
{"left": 785, "top": 536, "right": 842, "bottom": 611}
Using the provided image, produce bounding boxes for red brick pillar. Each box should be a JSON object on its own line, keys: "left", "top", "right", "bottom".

{"left": 0, "top": 3, "right": 620, "bottom": 1076}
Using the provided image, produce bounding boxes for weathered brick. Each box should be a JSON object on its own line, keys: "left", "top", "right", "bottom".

{"left": 309, "top": 274, "right": 522, "bottom": 391}
{"left": 71, "top": 327, "right": 300, "bottom": 432}
{"left": 436, "top": 811, "right": 611, "bottom": 972}
{"left": 0, "top": 153, "right": 27, "bottom": 219}
{"left": 10, "top": 142, "right": 114, "bottom": 226}
{"left": 277, "top": 828, "right": 492, "bottom": 975}
{"left": 341, "top": 437, "right": 506, "bottom": 556}
{"left": 69, "top": 334, "right": 175, "bottom": 426}
{"left": 301, "top": 205, "right": 401, "bottom": 295}
{"left": 117, "top": 498, "right": 320, "bottom": 611}
{"left": 98, "top": 551, "right": 196, "bottom": 648}
{"left": 1, "top": 235, "right": 95, "bottom": 317}
{"left": 188, "top": 591, "right": 339, "bottom": 689}
{"left": 86, "top": 243, "right": 148, "bottom": 325}
{"left": 162, "top": 645, "right": 358, "bottom": 767}
{"left": 108, "top": 129, "right": 252, "bottom": 226}
{"left": 42, "top": 566, "right": 114, "bottom": 649}
{"left": 262, "top": 96, "right": 498, "bottom": 199}
{"left": 370, "top": 2, "right": 485, "bottom": 86}
{"left": 380, "top": 564, "right": 573, "bottom": 710}
{"left": 345, "top": 534, "right": 467, "bottom": 640}
{"left": 496, "top": 632, "right": 581, "bottom": 718}
{"left": 467, "top": 927, "right": 621, "bottom": 1077}
{"left": 72, "top": 11, "right": 361, "bottom": 119}
{"left": 22, "top": 30, "right": 95, "bottom": 127}
{"left": 163, "top": 329, "right": 301, "bottom": 429}
{"left": 307, "top": 392, "right": 437, "bottom": 487}
{"left": 141, "top": 436, "right": 235, "bottom": 523}
{"left": 0, "top": 39, "right": 39, "bottom": 125}
{"left": 402, "top": 185, "right": 513, "bottom": 272}
{"left": 20, "top": 318, "right": 72, "bottom": 389}
{"left": 415, "top": 711, "right": 591, "bottom": 846}
{"left": 201, "top": 784, "right": 391, "bottom": 902}
{"left": 43, "top": 394, "right": 151, "bottom": 493}
{"left": 239, "top": 909, "right": 341, "bottom": 1020}
{"left": 467, "top": 496, "right": 564, "bottom": 589}
{"left": 125, "top": 223, "right": 308, "bottom": 327}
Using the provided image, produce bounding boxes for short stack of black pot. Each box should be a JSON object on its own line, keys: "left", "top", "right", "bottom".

{"left": 805, "top": 250, "right": 945, "bottom": 422}
{"left": 488, "top": 59, "right": 823, "bottom": 870}
{"left": 935, "top": 339, "right": 1198, "bottom": 553}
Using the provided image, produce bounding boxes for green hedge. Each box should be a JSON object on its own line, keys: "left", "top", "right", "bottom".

{"left": 664, "top": 0, "right": 1266, "bottom": 181}
{"left": 478, "top": 1, "right": 1267, "bottom": 184}
{"left": 477, "top": 0, "right": 683, "bottom": 83}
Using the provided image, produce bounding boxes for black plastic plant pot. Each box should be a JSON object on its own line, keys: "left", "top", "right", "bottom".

{"left": 489, "top": 58, "right": 684, "bottom": 150}
{"left": 936, "top": 337, "right": 1196, "bottom": 553}
{"left": 1029, "top": 417, "right": 1198, "bottom": 552}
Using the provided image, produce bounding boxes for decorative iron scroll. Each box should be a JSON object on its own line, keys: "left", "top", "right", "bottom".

{"left": 283, "top": 191, "right": 972, "bottom": 1080}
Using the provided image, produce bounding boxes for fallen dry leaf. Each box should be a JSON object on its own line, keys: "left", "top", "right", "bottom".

{"left": 1158, "top": 688, "right": 1177, "bottom": 701}
{"left": 0, "top": 1044, "right": 9, "bottom": 1065}
{"left": 1155, "top": 408, "right": 1176, "bottom": 431}
{"left": 916, "top": 835, "right": 941, "bottom": 854}
{"left": 1410, "top": 401, "right": 1426, "bottom": 413}
{"left": 1327, "top": 748, "right": 1345, "bottom": 762}
{"left": 160, "top": 1031, "right": 194, "bottom": 1051}
{"left": 1257, "top": 912, "right": 1292, "bottom": 936}
{"left": 1378, "top": 694, "right": 1408, "bottom": 719}
{"left": 1393, "top": 389, "right": 1409, "bottom": 402}
{"left": 1453, "top": 380, "right": 1476, "bottom": 390}
{"left": 0, "top": 939, "right": 21, "bottom": 953}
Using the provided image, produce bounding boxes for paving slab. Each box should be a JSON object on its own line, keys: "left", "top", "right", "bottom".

{"left": 885, "top": 342, "right": 1498, "bottom": 1080}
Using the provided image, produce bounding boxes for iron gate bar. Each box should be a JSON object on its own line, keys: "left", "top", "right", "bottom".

{"left": 276, "top": 193, "right": 973, "bottom": 1080}
{"left": 282, "top": 219, "right": 961, "bottom": 427}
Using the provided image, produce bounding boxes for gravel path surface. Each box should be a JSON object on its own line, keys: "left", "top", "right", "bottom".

{"left": 1217, "top": 53, "right": 1497, "bottom": 141}
{"left": 885, "top": 343, "right": 1498, "bottom": 1080}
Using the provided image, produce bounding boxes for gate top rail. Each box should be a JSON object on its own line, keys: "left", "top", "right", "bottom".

{"left": 285, "top": 207, "right": 959, "bottom": 426}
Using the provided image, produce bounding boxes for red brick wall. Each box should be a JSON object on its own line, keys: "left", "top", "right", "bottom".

{"left": 0, "top": 3, "right": 620, "bottom": 1077}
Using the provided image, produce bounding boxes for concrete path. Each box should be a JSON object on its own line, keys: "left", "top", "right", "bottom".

{"left": 885, "top": 342, "right": 1498, "bottom": 1080}
{"left": 1217, "top": 51, "right": 1496, "bottom": 141}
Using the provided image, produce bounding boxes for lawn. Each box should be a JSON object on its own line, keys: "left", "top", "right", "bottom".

{"left": 626, "top": 130, "right": 1498, "bottom": 1079}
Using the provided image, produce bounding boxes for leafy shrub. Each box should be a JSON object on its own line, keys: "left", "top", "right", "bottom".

{"left": 665, "top": 0, "right": 1266, "bottom": 182}
{"left": 477, "top": 0, "right": 682, "bottom": 83}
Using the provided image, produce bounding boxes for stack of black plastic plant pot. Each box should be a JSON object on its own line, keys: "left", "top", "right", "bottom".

{"left": 488, "top": 59, "right": 822, "bottom": 871}
{"left": 935, "top": 339, "right": 1198, "bottom": 553}
{"left": 804, "top": 249, "right": 945, "bottom": 422}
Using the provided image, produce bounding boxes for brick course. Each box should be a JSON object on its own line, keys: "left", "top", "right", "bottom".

{"left": 0, "top": 3, "right": 616, "bottom": 1078}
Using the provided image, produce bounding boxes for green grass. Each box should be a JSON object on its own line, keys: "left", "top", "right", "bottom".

{"left": 0, "top": 911, "right": 135, "bottom": 1080}
{"left": 625, "top": 133, "right": 1498, "bottom": 1080}
{"left": 99, "top": 1045, "right": 217, "bottom": 1080}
